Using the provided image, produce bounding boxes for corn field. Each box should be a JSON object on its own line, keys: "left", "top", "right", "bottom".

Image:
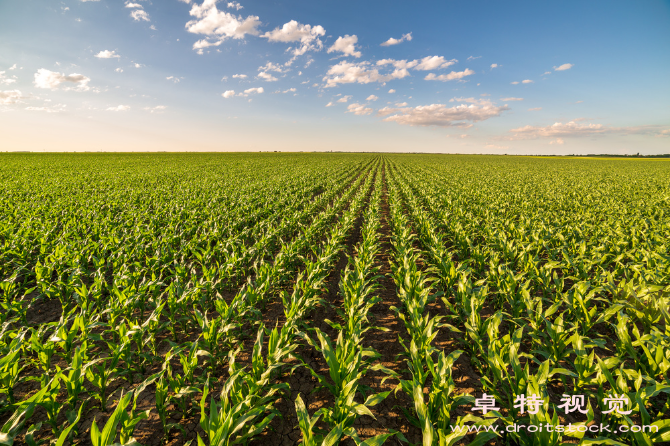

{"left": 0, "top": 152, "right": 669, "bottom": 446}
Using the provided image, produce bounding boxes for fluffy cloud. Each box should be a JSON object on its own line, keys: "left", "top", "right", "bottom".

{"left": 259, "top": 62, "right": 285, "bottom": 73}
{"left": 376, "top": 56, "right": 457, "bottom": 71}
{"left": 115, "top": 68, "right": 124, "bottom": 73}
{"left": 227, "top": 1, "right": 242, "bottom": 10}
{"left": 388, "top": 89, "right": 395, "bottom": 93}
{"left": 257, "top": 72, "right": 278, "bottom": 81}
{"left": 506, "top": 121, "right": 670, "bottom": 139}
{"left": 131, "top": 10, "right": 150, "bottom": 21}
{"left": 261, "top": 20, "right": 325, "bottom": 56}
{"left": 500, "top": 97, "right": 523, "bottom": 101}
{"left": 380, "top": 32, "right": 412, "bottom": 46}
{"left": 0, "top": 71, "right": 17, "bottom": 85}
{"left": 522, "top": 79, "right": 533, "bottom": 84}
{"left": 222, "top": 87, "right": 264, "bottom": 98}
{"left": 107, "top": 105, "right": 131, "bottom": 111}
{"left": 425, "top": 69, "right": 474, "bottom": 82}
{"left": 554, "top": 63, "right": 573, "bottom": 71}
{"left": 125, "top": 2, "right": 142, "bottom": 8}
{"left": 449, "top": 97, "right": 480, "bottom": 103}
{"left": 327, "top": 35, "right": 361, "bottom": 58}
{"left": 415, "top": 56, "right": 457, "bottom": 70}
{"left": 186, "top": 0, "right": 261, "bottom": 52}
{"left": 0, "top": 90, "right": 22, "bottom": 105}
{"left": 166, "top": 76, "right": 184, "bottom": 83}
{"left": 95, "top": 50, "right": 120, "bottom": 59}
{"left": 347, "top": 103, "right": 373, "bottom": 115}
{"left": 145, "top": 105, "right": 167, "bottom": 113}
{"left": 366, "top": 94, "right": 378, "bottom": 101}
{"left": 232, "top": 74, "right": 247, "bottom": 79}
{"left": 336, "top": 95, "right": 352, "bottom": 103}
{"left": 490, "top": 63, "right": 498, "bottom": 69}
{"left": 34, "top": 69, "right": 90, "bottom": 90}
{"left": 243, "top": 87, "right": 263, "bottom": 94}
{"left": 323, "top": 61, "right": 411, "bottom": 87}
{"left": 378, "top": 100, "right": 509, "bottom": 127}
{"left": 26, "top": 105, "right": 66, "bottom": 113}
{"left": 325, "top": 102, "right": 334, "bottom": 107}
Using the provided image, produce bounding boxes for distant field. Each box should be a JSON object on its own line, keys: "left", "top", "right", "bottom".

{"left": 1, "top": 153, "right": 669, "bottom": 446}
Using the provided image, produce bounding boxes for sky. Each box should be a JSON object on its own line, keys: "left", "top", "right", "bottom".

{"left": 1, "top": 0, "right": 669, "bottom": 154}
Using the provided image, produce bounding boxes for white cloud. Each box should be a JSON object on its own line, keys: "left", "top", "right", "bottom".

{"left": 336, "top": 95, "right": 352, "bottom": 103}
{"left": 366, "top": 94, "right": 378, "bottom": 101}
{"left": 232, "top": 74, "right": 247, "bottom": 79}
{"left": 223, "top": 87, "right": 264, "bottom": 98}
{"left": 0, "top": 71, "right": 17, "bottom": 85}
{"left": 131, "top": 10, "right": 150, "bottom": 21}
{"left": 145, "top": 105, "right": 167, "bottom": 113}
{"left": 522, "top": 79, "right": 533, "bottom": 84}
{"left": 467, "top": 56, "right": 481, "bottom": 61}
{"left": 500, "top": 97, "right": 523, "bottom": 101}
{"left": 134, "top": 63, "right": 143, "bottom": 68}
{"left": 25, "top": 105, "right": 65, "bottom": 113}
{"left": 425, "top": 69, "right": 474, "bottom": 82}
{"left": 186, "top": 0, "right": 261, "bottom": 51}
{"left": 506, "top": 121, "right": 670, "bottom": 139}
{"left": 376, "top": 56, "right": 457, "bottom": 71}
{"left": 511, "top": 81, "right": 519, "bottom": 85}
{"left": 448, "top": 97, "right": 480, "bottom": 103}
{"left": 0, "top": 90, "right": 22, "bottom": 105}
{"left": 542, "top": 71, "right": 551, "bottom": 75}
{"left": 259, "top": 62, "right": 285, "bottom": 73}
{"left": 261, "top": 20, "right": 325, "bottom": 56}
{"left": 528, "top": 107, "right": 542, "bottom": 111}
{"left": 166, "top": 76, "right": 184, "bottom": 83}
{"left": 95, "top": 50, "right": 121, "bottom": 59}
{"left": 378, "top": 100, "right": 509, "bottom": 127}
{"left": 125, "top": 2, "right": 143, "bottom": 8}
{"left": 388, "top": 89, "right": 395, "bottom": 93}
{"left": 490, "top": 63, "right": 498, "bottom": 69}
{"left": 323, "top": 61, "right": 411, "bottom": 87}
{"left": 327, "top": 35, "right": 361, "bottom": 58}
{"left": 257, "top": 72, "right": 278, "bottom": 81}
{"left": 554, "top": 63, "right": 573, "bottom": 71}
{"left": 115, "top": 68, "right": 124, "bottom": 73}
{"left": 34, "top": 69, "right": 90, "bottom": 90}
{"left": 9, "top": 65, "right": 17, "bottom": 70}
{"left": 227, "top": 1, "right": 243, "bottom": 10}
{"left": 107, "top": 105, "right": 131, "bottom": 111}
{"left": 396, "top": 102, "right": 408, "bottom": 106}
{"left": 325, "top": 102, "right": 334, "bottom": 107}
{"left": 414, "top": 56, "right": 457, "bottom": 70}
{"left": 347, "top": 103, "right": 373, "bottom": 115}
{"left": 380, "top": 32, "right": 412, "bottom": 46}
{"left": 282, "top": 87, "right": 296, "bottom": 93}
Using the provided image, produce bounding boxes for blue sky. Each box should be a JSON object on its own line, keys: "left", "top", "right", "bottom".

{"left": 1, "top": 0, "right": 669, "bottom": 154}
